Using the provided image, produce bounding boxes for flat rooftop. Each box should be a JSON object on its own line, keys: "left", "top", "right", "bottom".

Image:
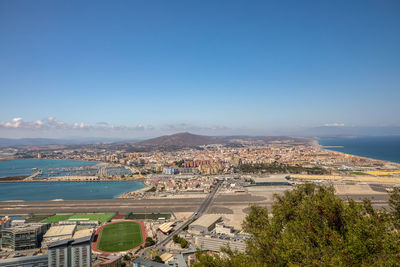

{"left": 191, "top": 214, "right": 221, "bottom": 228}
{"left": 72, "top": 228, "right": 93, "bottom": 239}
{"left": 158, "top": 222, "right": 174, "bottom": 233}
{"left": 2, "top": 223, "right": 46, "bottom": 234}
{"left": 44, "top": 225, "right": 76, "bottom": 238}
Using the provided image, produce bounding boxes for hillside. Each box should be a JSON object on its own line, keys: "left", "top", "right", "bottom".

{"left": 126, "top": 132, "right": 311, "bottom": 151}
{"left": 133, "top": 132, "right": 223, "bottom": 147}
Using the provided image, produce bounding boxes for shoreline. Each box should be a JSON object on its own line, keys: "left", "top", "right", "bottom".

{"left": 117, "top": 183, "right": 153, "bottom": 199}
{"left": 317, "top": 141, "right": 400, "bottom": 166}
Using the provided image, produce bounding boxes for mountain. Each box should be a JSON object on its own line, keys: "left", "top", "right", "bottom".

{"left": 133, "top": 132, "right": 223, "bottom": 147}
{"left": 128, "top": 132, "right": 311, "bottom": 150}
{"left": 0, "top": 137, "right": 133, "bottom": 147}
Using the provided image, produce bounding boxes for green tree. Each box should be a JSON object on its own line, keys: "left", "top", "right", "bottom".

{"left": 389, "top": 187, "right": 400, "bottom": 224}
{"left": 194, "top": 183, "right": 400, "bottom": 266}
{"left": 173, "top": 234, "right": 179, "bottom": 243}
{"left": 180, "top": 238, "right": 188, "bottom": 248}
{"left": 153, "top": 256, "right": 164, "bottom": 263}
{"left": 145, "top": 237, "right": 155, "bottom": 247}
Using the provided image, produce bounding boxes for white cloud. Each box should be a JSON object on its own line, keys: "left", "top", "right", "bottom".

{"left": 0, "top": 117, "right": 155, "bottom": 132}
{"left": 134, "top": 124, "right": 144, "bottom": 131}
{"left": 0, "top": 117, "right": 234, "bottom": 138}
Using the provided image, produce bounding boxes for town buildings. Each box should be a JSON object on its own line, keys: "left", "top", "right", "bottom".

{"left": 188, "top": 215, "right": 221, "bottom": 235}
{"left": 0, "top": 254, "right": 48, "bottom": 267}
{"left": 1, "top": 223, "right": 49, "bottom": 251}
{"left": 48, "top": 236, "right": 92, "bottom": 267}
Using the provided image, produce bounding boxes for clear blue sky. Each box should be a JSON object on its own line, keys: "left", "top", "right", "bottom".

{"left": 0, "top": 0, "right": 399, "bottom": 138}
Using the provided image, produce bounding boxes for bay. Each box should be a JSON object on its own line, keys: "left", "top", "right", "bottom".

{"left": 319, "top": 136, "right": 400, "bottom": 163}
{"left": 0, "top": 181, "right": 145, "bottom": 201}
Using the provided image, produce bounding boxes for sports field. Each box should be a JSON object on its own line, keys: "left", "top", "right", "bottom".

{"left": 42, "top": 213, "right": 115, "bottom": 223}
{"left": 97, "top": 221, "right": 143, "bottom": 252}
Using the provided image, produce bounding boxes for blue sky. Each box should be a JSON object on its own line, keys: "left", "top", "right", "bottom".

{"left": 0, "top": 0, "right": 399, "bottom": 138}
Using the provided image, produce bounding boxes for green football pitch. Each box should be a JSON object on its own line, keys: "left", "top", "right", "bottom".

{"left": 42, "top": 213, "right": 115, "bottom": 223}
{"left": 97, "top": 221, "right": 143, "bottom": 252}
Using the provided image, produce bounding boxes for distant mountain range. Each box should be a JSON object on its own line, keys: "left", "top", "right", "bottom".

{"left": 129, "top": 132, "right": 310, "bottom": 149}
{"left": 0, "top": 137, "right": 135, "bottom": 148}
{"left": 132, "top": 132, "right": 223, "bottom": 147}
{"left": 0, "top": 133, "right": 312, "bottom": 149}
{"left": 3, "top": 128, "right": 398, "bottom": 149}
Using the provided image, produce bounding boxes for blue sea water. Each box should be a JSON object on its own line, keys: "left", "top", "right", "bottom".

{"left": 0, "top": 159, "right": 145, "bottom": 201}
{"left": 0, "top": 181, "right": 145, "bottom": 201}
{"left": 318, "top": 136, "right": 400, "bottom": 163}
{"left": 0, "top": 159, "right": 98, "bottom": 177}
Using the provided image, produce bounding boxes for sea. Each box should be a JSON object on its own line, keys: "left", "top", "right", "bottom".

{"left": 318, "top": 136, "right": 400, "bottom": 163}
{"left": 0, "top": 181, "right": 145, "bottom": 201}
{"left": 0, "top": 159, "right": 145, "bottom": 201}
{"left": 0, "top": 158, "right": 98, "bottom": 178}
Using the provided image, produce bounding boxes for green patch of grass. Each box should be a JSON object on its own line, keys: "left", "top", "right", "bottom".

{"left": 42, "top": 214, "right": 71, "bottom": 223}
{"left": 97, "top": 222, "right": 143, "bottom": 252}
{"left": 42, "top": 213, "right": 115, "bottom": 223}
{"left": 68, "top": 213, "right": 115, "bottom": 222}
{"left": 27, "top": 214, "right": 52, "bottom": 223}
{"left": 125, "top": 213, "right": 171, "bottom": 220}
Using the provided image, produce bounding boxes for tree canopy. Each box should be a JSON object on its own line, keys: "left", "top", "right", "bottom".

{"left": 194, "top": 183, "right": 400, "bottom": 266}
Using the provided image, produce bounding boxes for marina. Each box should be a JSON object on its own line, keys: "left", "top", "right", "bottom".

{"left": 0, "top": 159, "right": 132, "bottom": 181}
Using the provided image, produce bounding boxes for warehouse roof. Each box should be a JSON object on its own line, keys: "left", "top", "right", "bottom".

{"left": 191, "top": 214, "right": 221, "bottom": 228}
{"left": 72, "top": 228, "right": 93, "bottom": 239}
{"left": 158, "top": 222, "right": 174, "bottom": 233}
{"left": 44, "top": 225, "right": 76, "bottom": 238}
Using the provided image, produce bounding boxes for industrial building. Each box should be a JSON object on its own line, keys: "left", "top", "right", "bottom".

{"left": 42, "top": 224, "right": 76, "bottom": 248}
{"left": 194, "top": 236, "right": 247, "bottom": 253}
{"left": 48, "top": 236, "right": 92, "bottom": 267}
{"left": 1, "top": 223, "right": 49, "bottom": 251}
{"left": 0, "top": 254, "right": 48, "bottom": 267}
{"left": 188, "top": 214, "right": 221, "bottom": 235}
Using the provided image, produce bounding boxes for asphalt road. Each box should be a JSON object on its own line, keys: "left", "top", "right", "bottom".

{"left": 140, "top": 181, "right": 222, "bottom": 258}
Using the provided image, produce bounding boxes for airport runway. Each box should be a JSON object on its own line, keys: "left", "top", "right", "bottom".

{"left": 0, "top": 192, "right": 391, "bottom": 215}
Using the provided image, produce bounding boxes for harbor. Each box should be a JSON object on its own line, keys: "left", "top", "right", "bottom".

{"left": 0, "top": 159, "right": 134, "bottom": 182}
